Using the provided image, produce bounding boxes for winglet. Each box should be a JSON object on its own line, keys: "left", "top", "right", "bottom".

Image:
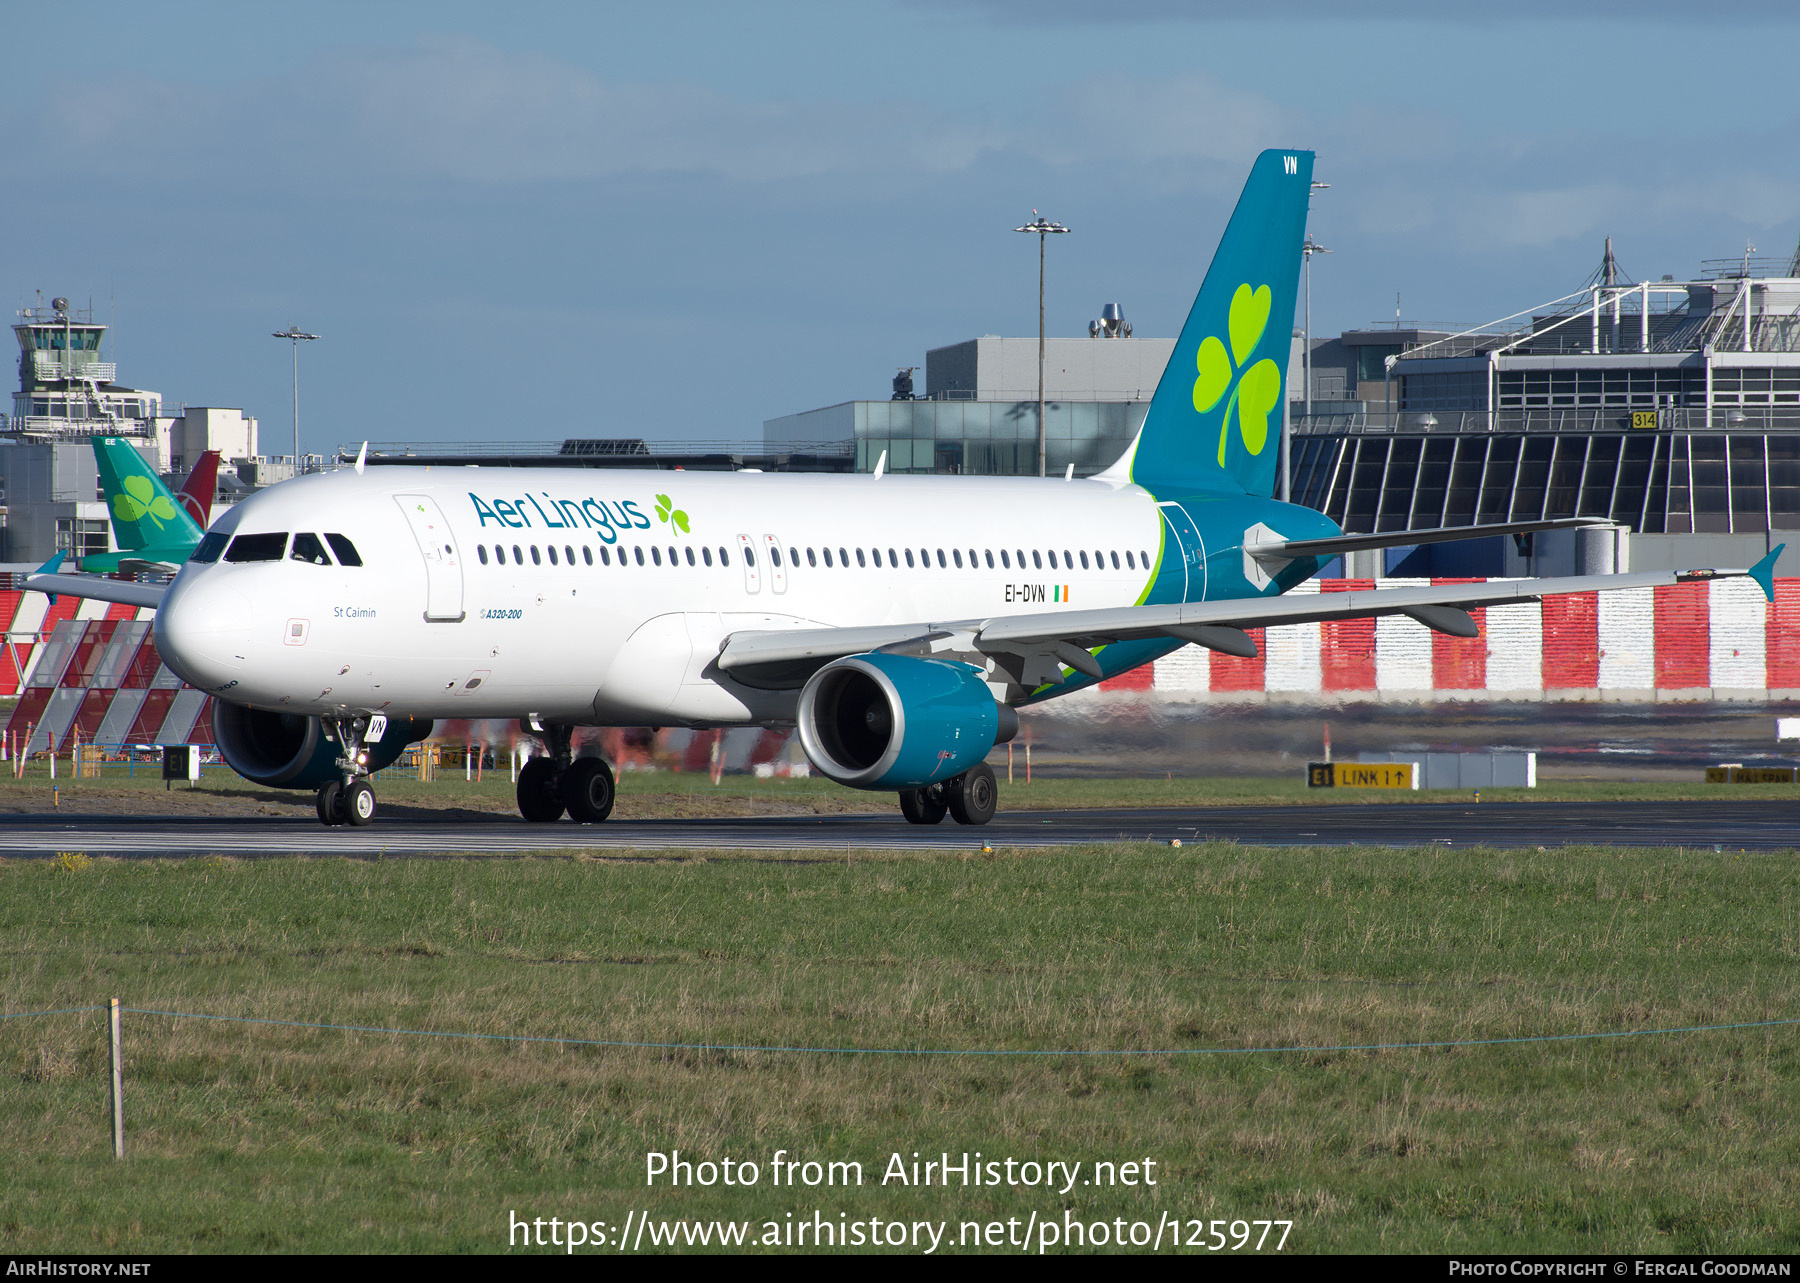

{"left": 33, "top": 551, "right": 64, "bottom": 605}
{"left": 1751, "top": 543, "right": 1784, "bottom": 603}
{"left": 354, "top": 441, "right": 368, "bottom": 475}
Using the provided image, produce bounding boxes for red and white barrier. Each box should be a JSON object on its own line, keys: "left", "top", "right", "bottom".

{"left": 1143, "top": 576, "right": 1800, "bottom": 701}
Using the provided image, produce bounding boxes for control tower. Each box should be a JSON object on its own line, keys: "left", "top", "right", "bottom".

{"left": 9, "top": 295, "right": 160, "bottom": 441}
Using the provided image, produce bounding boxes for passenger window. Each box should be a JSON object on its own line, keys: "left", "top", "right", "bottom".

{"left": 531, "top": 546, "right": 542, "bottom": 565}
{"left": 668, "top": 546, "right": 678, "bottom": 565}
{"left": 564, "top": 545, "right": 574, "bottom": 564}
{"left": 1065, "top": 550, "right": 1073, "bottom": 568}
{"left": 599, "top": 546, "right": 610, "bottom": 565}
{"left": 822, "top": 548, "right": 832, "bottom": 567}
{"left": 191, "top": 532, "right": 228, "bottom": 563}
{"left": 1000, "top": 550, "right": 1010, "bottom": 569}
{"left": 652, "top": 547, "right": 662, "bottom": 566}
{"left": 807, "top": 547, "right": 816, "bottom": 567}
{"left": 1047, "top": 551, "right": 1058, "bottom": 569}
{"left": 1032, "top": 550, "right": 1043, "bottom": 570}
{"left": 1016, "top": 549, "right": 1025, "bottom": 567}
{"left": 719, "top": 546, "right": 729, "bottom": 565}
{"left": 1079, "top": 550, "right": 1089, "bottom": 570}
{"left": 477, "top": 545, "right": 490, "bottom": 566}
{"left": 1142, "top": 550, "right": 1150, "bottom": 567}
{"left": 887, "top": 548, "right": 897, "bottom": 567}
{"left": 839, "top": 547, "right": 848, "bottom": 566}
{"left": 952, "top": 549, "right": 962, "bottom": 568}
{"left": 985, "top": 550, "right": 995, "bottom": 569}
{"left": 744, "top": 547, "right": 756, "bottom": 567}
{"left": 682, "top": 546, "right": 692, "bottom": 566}
{"left": 1111, "top": 551, "right": 1120, "bottom": 569}
{"left": 224, "top": 532, "right": 288, "bottom": 563}
{"left": 856, "top": 548, "right": 866, "bottom": 567}
{"left": 771, "top": 547, "right": 783, "bottom": 567}
{"left": 702, "top": 546, "right": 712, "bottom": 567}
{"left": 1125, "top": 551, "right": 1135, "bottom": 569}
{"left": 582, "top": 546, "right": 592, "bottom": 566}
{"left": 634, "top": 546, "right": 645, "bottom": 566}
{"left": 547, "top": 546, "right": 558, "bottom": 566}
{"left": 324, "top": 533, "right": 362, "bottom": 567}
{"left": 904, "top": 549, "right": 914, "bottom": 568}
{"left": 937, "top": 549, "right": 947, "bottom": 568}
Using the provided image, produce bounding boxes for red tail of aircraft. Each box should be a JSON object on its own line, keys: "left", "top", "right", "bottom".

{"left": 174, "top": 451, "right": 221, "bottom": 528}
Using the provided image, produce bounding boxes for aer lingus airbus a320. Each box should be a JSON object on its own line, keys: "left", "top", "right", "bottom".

{"left": 32, "top": 149, "right": 1781, "bottom": 827}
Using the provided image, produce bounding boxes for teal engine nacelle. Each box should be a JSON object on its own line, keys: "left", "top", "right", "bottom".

{"left": 212, "top": 702, "right": 432, "bottom": 789}
{"left": 796, "top": 652, "right": 1017, "bottom": 790}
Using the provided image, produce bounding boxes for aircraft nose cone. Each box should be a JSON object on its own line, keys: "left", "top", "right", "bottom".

{"left": 154, "top": 577, "right": 254, "bottom": 690}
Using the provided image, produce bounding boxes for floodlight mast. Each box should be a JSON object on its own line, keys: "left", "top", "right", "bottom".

{"left": 272, "top": 325, "right": 320, "bottom": 476}
{"left": 1015, "top": 213, "right": 1071, "bottom": 478}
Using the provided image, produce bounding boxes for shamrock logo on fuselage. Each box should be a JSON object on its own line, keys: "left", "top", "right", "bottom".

{"left": 1193, "top": 282, "right": 1282, "bottom": 467}
{"left": 654, "top": 493, "right": 690, "bottom": 535}
{"left": 113, "top": 474, "right": 178, "bottom": 528}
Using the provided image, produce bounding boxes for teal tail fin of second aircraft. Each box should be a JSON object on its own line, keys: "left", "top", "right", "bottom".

{"left": 1121, "top": 148, "right": 1314, "bottom": 498}
{"left": 93, "top": 436, "right": 204, "bottom": 553}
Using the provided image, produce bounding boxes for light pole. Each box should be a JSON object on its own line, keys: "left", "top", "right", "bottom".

{"left": 272, "top": 324, "right": 319, "bottom": 476}
{"left": 1301, "top": 233, "right": 1332, "bottom": 421}
{"left": 1015, "top": 212, "right": 1071, "bottom": 477}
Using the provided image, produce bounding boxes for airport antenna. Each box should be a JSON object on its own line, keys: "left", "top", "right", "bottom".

{"left": 1015, "top": 211, "right": 1071, "bottom": 478}
{"left": 272, "top": 325, "right": 321, "bottom": 478}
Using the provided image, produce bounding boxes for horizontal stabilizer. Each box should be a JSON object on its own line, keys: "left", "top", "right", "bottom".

{"left": 26, "top": 574, "right": 165, "bottom": 609}
{"left": 1246, "top": 517, "right": 1612, "bottom": 565}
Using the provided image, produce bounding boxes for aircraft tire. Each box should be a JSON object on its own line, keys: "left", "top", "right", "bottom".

{"left": 316, "top": 781, "right": 344, "bottom": 827}
{"left": 344, "top": 779, "right": 377, "bottom": 826}
{"left": 899, "top": 785, "right": 948, "bottom": 825}
{"left": 945, "top": 764, "right": 997, "bottom": 826}
{"left": 517, "top": 757, "right": 566, "bottom": 822}
{"left": 561, "top": 757, "right": 616, "bottom": 824}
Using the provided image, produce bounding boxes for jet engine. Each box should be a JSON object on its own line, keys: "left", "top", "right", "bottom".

{"left": 796, "top": 652, "right": 1017, "bottom": 790}
{"left": 212, "top": 703, "right": 432, "bottom": 789}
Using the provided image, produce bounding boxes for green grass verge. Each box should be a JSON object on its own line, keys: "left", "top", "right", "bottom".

{"left": 9, "top": 761, "right": 1800, "bottom": 811}
{"left": 4, "top": 844, "right": 1800, "bottom": 1253}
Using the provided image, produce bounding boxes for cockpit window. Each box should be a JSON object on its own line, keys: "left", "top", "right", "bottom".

{"left": 324, "top": 533, "right": 362, "bottom": 567}
{"left": 191, "top": 532, "right": 228, "bottom": 563}
{"left": 224, "top": 532, "right": 288, "bottom": 563}
{"left": 290, "top": 533, "right": 331, "bottom": 565}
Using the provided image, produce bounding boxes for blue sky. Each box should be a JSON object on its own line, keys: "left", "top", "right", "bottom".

{"left": 7, "top": 1, "right": 1799, "bottom": 454}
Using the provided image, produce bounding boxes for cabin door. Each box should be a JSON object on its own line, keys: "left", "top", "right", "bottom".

{"left": 394, "top": 494, "right": 466, "bottom": 622}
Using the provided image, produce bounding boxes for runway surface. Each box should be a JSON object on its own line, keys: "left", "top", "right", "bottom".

{"left": 3, "top": 800, "right": 1799, "bottom": 856}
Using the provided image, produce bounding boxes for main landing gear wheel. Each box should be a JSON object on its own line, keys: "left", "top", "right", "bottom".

{"left": 316, "top": 780, "right": 345, "bottom": 826}
{"left": 344, "top": 778, "right": 377, "bottom": 826}
{"left": 561, "top": 757, "right": 616, "bottom": 824}
{"left": 517, "top": 756, "right": 566, "bottom": 822}
{"left": 899, "top": 784, "right": 948, "bottom": 825}
{"left": 946, "top": 763, "right": 997, "bottom": 826}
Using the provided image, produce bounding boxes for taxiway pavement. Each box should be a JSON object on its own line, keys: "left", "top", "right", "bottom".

{"left": 2, "top": 800, "right": 1797, "bottom": 856}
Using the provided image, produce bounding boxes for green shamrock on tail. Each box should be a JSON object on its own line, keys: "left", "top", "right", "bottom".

{"left": 654, "top": 493, "right": 690, "bottom": 535}
{"left": 1193, "top": 282, "right": 1282, "bottom": 467}
{"left": 113, "top": 474, "right": 178, "bottom": 528}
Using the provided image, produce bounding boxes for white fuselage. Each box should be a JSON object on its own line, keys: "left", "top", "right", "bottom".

{"left": 154, "top": 466, "right": 1168, "bottom": 726}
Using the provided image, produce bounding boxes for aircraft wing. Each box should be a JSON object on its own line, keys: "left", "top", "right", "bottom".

{"left": 716, "top": 549, "right": 1781, "bottom": 690}
{"left": 25, "top": 574, "right": 167, "bottom": 609}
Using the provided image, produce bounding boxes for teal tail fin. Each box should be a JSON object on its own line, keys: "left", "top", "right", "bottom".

{"left": 92, "top": 436, "right": 203, "bottom": 552}
{"left": 1125, "top": 148, "right": 1313, "bottom": 497}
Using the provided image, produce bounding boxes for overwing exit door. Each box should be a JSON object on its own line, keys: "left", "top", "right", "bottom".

{"left": 394, "top": 494, "right": 465, "bottom": 622}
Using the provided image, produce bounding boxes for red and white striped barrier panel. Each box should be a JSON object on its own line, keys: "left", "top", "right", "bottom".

{"left": 1120, "top": 576, "right": 1800, "bottom": 701}
{"left": 3, "top": 614, "right": 210, "bottom": 754}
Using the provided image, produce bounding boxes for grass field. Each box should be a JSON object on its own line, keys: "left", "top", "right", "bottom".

{"left": 4, "top": 841, "right": 1800, "bottom": 1254}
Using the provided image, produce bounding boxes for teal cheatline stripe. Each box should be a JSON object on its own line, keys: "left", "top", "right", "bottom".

{"left": 1, "top": 1005, "right": 104, "bottom": 1020}
{"left": 114, "top": 1006, "right": 1800, "bottom": 1059}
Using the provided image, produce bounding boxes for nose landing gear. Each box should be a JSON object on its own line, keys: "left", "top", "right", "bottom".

{"left": 514, "top": 719, "right": 616, "bottom": 824}
{"left": 314, "top": 715, "right": 384, "bottom": 827}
